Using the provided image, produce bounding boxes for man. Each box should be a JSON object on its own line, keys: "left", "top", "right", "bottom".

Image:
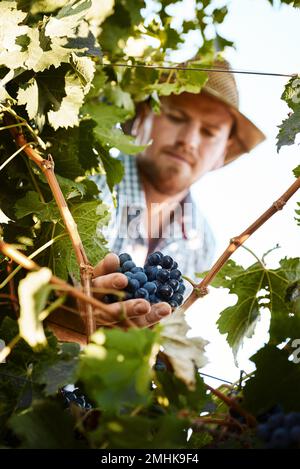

{"left": 90, "top": 60, "right": 265, "bottom": 330}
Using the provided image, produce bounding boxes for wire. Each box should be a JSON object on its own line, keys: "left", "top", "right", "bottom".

{"left": 102, "top": 62, "right": 297, "bottom": 78}
{"left": 199, "top": 372, "right": 233, "bottom": 385}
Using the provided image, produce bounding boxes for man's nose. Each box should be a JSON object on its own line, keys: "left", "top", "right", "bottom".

{"left": 176, "top": 123, "right": 201, "bottom": 151}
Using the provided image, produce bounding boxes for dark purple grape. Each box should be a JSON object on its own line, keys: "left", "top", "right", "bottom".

{"left": 268, "top": 412, "right": 284, "bottom": 429}
{"left": 284, "top": 412, "right": 300, "bottom": 428}
{"left": 168, "top": 279, "right": 180, "bottom": 292}
{"left": 143, "top": 282, "right": 157, "bottom": 294}
{"left": 132, "top": 272, "right": 148, "bottom": 285}
{"left": 290, "top": 425, "right": 300, "bottom": 443}
{"left": 160, "top": 255, "right": 174, "bottom": 269}
{"left": 171, "top": 261, "right": 178, "bottom": 270}
{"left": 170, "top": 269, "right": 182, "bottom": 280}
{"left": 157, "top": 284, "right": 174, "bottom": 300}
{"left": 156, "top": 269, "right": 170, "bottom": 283}
{"left": 177, "top": 283, "right": 186, "bottom": 294}
{"left": 134, "top": 288, "right": 149, "bottom": 300}
{"left": 171, "top": 293, "right": 183, "bottom": 305}
{"left": 119, "top": 253, "right": 132, "bottom": 265}
{"left": 147, "top": 252, "right": 163, "bottom": 266}
{"left": 131, "top": 266, "right": 144, "bottom": 273}
{"left": 257, "top": 424, "right": 271, "bottom": 442}
{"left": 122, "top": 260, "right": 136, "bottom": 272}
{"left": 124, "top": 271, "right": 134, "bottom": 279}
{"left": 127, "top": 278, "right": 140, "bottom": 292}
{"left": 269, "top": 428, "right": 290, "bottom": 449}
{"left": 144, "top": 265, "right": 158, "bottom": 281}
{"left": 149, "top": 294, "right": 160, "bottom": 303}
{"left": 169, "top": 300, "right": 178, "bottom": 309}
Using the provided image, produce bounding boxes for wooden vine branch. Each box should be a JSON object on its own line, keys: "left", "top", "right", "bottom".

{"left": 5, "top": 116, "right": 96, "bottom": 339}
{"left": 181, "top": 175, "right": 300, "bottom": 313}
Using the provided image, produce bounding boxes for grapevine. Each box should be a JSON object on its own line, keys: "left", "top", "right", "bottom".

{"left": 0, "top": 0, "right": 299, "bottom": 451}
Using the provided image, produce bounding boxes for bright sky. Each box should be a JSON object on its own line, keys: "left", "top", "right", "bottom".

{"left": 180, "top": 0, "right": 300, "bottom": 385}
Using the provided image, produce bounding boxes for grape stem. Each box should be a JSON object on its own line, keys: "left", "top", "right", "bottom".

{"left": 181, "top": 176, "right": 300, "bottom": 313}
{"left": 205, "top": 383, "right": 256, "bottom": 427}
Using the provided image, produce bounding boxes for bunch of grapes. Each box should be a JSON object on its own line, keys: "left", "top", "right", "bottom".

{"left": 60, "top": 387, "right": 92, "bottom": 410}
{"left": 103, "top": 251, "right": 186, "bottom": 309}
{"left": 257, "top": 406, "right": 300, "bottom": 448}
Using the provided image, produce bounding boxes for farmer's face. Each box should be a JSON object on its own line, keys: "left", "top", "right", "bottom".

{"left": 135, "top": 92, "right": 234, "bottom": 195}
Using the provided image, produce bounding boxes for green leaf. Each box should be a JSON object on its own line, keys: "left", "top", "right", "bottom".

{"left": 97, "top": 145, "right": 124, "bottom": 193}
{"left": 155, "top": 368, "right": 209, "bottom": 413}
{"left": 47, "top": 71, "right": 86, "bottom": 130}
{"left": 243, "top": 345, "right": 300, "bottom": 414}
{"left": 160, "top": 309, "right": 208, "bottom": 390}
{"left": 45, "top": 119, "right": 99, "bottom": 179}
{"left": 9, "top": 400, "right": 86, "bottom": 448}
{"left": 39, "top": 342, "right": 80, "bottom": 395}
{"left": 146, "top": 62, "right": 208, "bottom": 97}
{"left": 18, "top": 268, "right": 53, "bottom": 349}
{"left": 17, "top": 78, "right": 39, "bottom": 120}
{"left": 89, "top": 413, "right": 188, "bottom": 449}
{"left": 206, "top": 258, "right": 300, "bottom": 360}
{"left": 277, "top": 108, "right": 300, "bottom": 151}
{"left": 51, "top": 200, "right": 110, "bottom": 280}
{"left": 78, "top": 327, "right": 160, "bottom": 412}
{"left": 83, "top": 101, "right": 146, "bottom": 154}
{"left": 14, "top": 191, "right": 60, "bottom": 221}
{"left": 293, "top": 165, "right": 300, "bottom": 177}
{"left": 69, "top": 52, "right": 95, "bottom": 87}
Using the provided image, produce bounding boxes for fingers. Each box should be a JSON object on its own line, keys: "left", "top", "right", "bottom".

{"left": 92, "top": 272, "right": 128, "bottom": 298}
{"left": 92, "top": 252, "right": 120, "bottom": 278}
{"left": 95, "top": 298, "right": 151, "bottom": 325}
{"left": 130, "top": 302, "right": 171, "bottom": 328}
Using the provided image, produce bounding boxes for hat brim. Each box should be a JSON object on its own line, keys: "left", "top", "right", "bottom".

{"left": 203, "top": 86, "right": 266, "bottom": 165}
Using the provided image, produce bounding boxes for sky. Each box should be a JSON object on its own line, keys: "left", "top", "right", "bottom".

{"left": 178, "top": 0, "right": 300, "bottom": 385}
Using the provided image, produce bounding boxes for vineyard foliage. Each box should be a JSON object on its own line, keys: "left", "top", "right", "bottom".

{"left": 0, "top": 0, "right": 299, "bottom": 449}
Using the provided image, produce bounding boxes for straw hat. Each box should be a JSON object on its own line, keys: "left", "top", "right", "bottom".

{"left": 200, "top": 58, "right": 266, "bottom": 164}
{"left": 124, "top": 58, "right": 266, "bottom": 165}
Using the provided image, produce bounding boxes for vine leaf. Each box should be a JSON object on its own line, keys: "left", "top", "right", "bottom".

{"left": 160, "top": 309, "right": 208, "bottom": 390}
{"left": 9, "top": 400, "right": 86, "bottom": 448}
{"left": 243, "top": 345, "right": 300, "bottom": 414}
{"left": 277, "top": 77, "right": 300, "bottom": 150}
{"left": 18, "top": 268, "right": 53, "bottom": 349}
{"left": 39, "top": 342, "right": 80, "bottom": 395}
{"left": 47, "top": 72, "right": 87, "bottom": 130}
{"left": 200, "top": 258, "right": 300, "bottom": 361}
{"left": 14, "top": 191, "right": 60, "bottom": 221}
{"left": 45, "top": 0, "right": 92, "bottom": 38}
{"left": 83, "top": 101, "right": 146, "bottom": 154}
{"left": 294, "top": 165, "right": 300, "bottom": 177}
{"left": 96, "top": 144, "right": 125, "bottom": 193}
{"left": 277, "top": 107, "right": 300, "bottom": 151}
{"left": 52, "top": 200, "right": 110, "bottom": 280}
{"left": 16, "top": 78, "right": 38, "bottom": 120}
{"left": 78, "top": 327, "right": 160, "bottom": 412}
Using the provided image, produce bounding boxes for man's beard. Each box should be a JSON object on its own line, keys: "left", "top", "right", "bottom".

{"left": 137, "top": 156, "right": 190, "bottom": 195}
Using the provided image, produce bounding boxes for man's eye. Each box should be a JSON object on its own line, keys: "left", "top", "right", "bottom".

{"left": 166, "top": 113, "right": 184, "bottom": 122}
{"left": 202, "top": 128, "right": 216, "bottom": 137}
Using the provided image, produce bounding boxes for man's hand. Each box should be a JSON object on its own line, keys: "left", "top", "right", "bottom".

{"left": 92, "top": 253, "right": 171, "bottom": 328}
